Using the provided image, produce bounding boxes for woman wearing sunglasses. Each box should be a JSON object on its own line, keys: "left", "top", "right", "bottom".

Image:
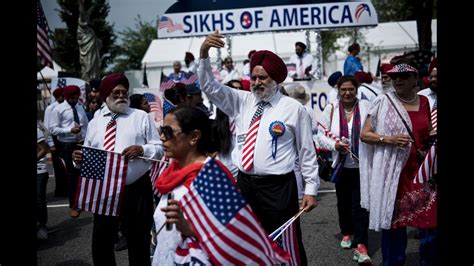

{"left": 360, "top": 63, "right": 437, "bottom": 265}
{"left": 152, "top": 105, "right": 213, "bottom": 265}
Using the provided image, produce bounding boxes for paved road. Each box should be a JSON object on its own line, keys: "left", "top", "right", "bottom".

{"left": 38, "top": 168, "right": 420, "bottom": 265}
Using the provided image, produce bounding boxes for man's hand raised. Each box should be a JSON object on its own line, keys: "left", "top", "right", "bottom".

{"left": 200, "top": 30, "right": 225, "bottom": 59}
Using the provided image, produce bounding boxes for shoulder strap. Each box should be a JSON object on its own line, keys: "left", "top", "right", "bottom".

{"left": 361, "top": 84, "right": 378, "bottom": 97}
{"left": 385, "top": 94, "right": 416, "bottom": 143}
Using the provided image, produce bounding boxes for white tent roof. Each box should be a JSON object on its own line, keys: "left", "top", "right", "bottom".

{"left": 37, "top": 61, "right": 64, "bottom": 80}
{"left": 142, "top": 19, "right": 437, "bottom": 68}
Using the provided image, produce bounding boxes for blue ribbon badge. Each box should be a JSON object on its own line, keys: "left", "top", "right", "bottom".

{"left": 269, "top": 121, "right": 286, "bottom": 159}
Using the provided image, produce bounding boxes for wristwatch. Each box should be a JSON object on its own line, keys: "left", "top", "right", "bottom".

{"left": 378, "top": 135, "right": 384, "bottom": 143}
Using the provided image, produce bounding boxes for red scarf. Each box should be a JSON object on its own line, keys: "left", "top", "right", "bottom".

{"left": 155, "top": 160, "right": 203, "bottom": 195}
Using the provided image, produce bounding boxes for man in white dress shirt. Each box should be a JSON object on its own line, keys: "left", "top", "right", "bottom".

{"left": 198, "top": 31, "right": 319, "bottom": 265}
{"left": 72, "top": 73, "right": 164, "bottom": 265}
{"left": 49, "top": 85, "right": 89, "bottom": 217}
{"left": 288, "top": 41, "right": 314, "bottom": 80}
{"left": 418, "top": 58, "right": 437, "bottom": 110}
{"left": 44, "top": 87, "right": 68, "bottom": 197}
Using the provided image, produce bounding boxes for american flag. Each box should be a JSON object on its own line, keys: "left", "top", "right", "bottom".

{"left": 143, "top": 93, "right": 163, "bottom": 124}
{"left": 74, "top": 147, "right": 128, "bottom": 216}
{"left": 271, "top": 222, "right": 300, "bottom": 265}
{"left": 413, "top": 103, "right": 438, "bottom": 184}
{"left": 179, "top": 158, "right": 289, "bottom": 265}
{"left": 37, "top": 0, "right": 53, "bottom": 68}
{"left": 181, "top": 73, "right": 199, "bottom": 85}
{"left": 163, "top": 98, "right": 175, "bottom": 117}
{"left": 149, "top": 156, "right": 171, "bottom": 196}
{"left": 158, "top": 16, "right": 184, "bottom": 32}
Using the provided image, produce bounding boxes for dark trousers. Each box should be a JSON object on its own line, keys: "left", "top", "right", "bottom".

{"left": 382, "top": 227, "right": 438, "bottom": 266}
{"left": 237, "top": 171, "right": 307, "bottom": 266}
{"left": 92, "top": 174, "right": 154, "bottom": 266}
{"left": 60, "top": 141, "right": 82, "bottom": 208}
{"left": 335, "top": 167, "right": 369, "bottom": 247}
{"left": 36, "top": 172, "right": 49, "bottom": 226}
{"left": 52, "top": 136, "right": 67, "bottom": 197}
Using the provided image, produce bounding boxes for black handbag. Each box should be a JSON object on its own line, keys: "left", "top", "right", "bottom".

{"left": 317, "top": 151, "right": 333, "bottom": 182}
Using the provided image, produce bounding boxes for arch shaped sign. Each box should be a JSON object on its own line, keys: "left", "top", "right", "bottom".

{"left": 158, "top": 0, "right": 378, "bottom": 38}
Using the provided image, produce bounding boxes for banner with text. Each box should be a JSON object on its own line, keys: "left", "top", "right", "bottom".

{"left": 158, "top": 2, "right": 377, "bottom": 38}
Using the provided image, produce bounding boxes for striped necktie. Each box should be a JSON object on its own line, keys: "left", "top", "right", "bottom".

{"left": 104, "top": 113, "right": 119, "bottom": 151}
{"left": 431, "top": 99, "right": 437, "bottom": 132}
{"left": 241, "top": 101, "right": 269, "bottom": 172}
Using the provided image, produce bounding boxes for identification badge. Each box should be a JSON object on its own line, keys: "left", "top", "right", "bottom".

{"left": 237, "top": 133, "right": 246, "bottom": 144}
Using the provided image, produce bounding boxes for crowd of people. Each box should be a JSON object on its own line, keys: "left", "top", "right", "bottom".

{"left": 37, "top": 31, "right": 438, "bottom": 265}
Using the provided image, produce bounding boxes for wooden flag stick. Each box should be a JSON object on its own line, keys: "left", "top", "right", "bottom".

{"left": 78, "top": 144, "right": 170, "bottom": 164}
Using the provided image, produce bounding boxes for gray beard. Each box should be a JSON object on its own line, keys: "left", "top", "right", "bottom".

{"left": 252, "top": 83, "right": 278, "bottom": 102}
{"left": 106, "top": 97, "right": 129, "bottom": 114}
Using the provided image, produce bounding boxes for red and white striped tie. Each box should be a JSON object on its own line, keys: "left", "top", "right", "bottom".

{"left": 241, "top": 102, "right": 269, "bottom": 172}
{"left": 104, "top": 113, "right": 119, "bottom": 151}
{"left": 431, "top": 99, "right": 437, "bottom": 132}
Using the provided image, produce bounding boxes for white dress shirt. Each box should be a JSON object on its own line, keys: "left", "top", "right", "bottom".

{"left": 418, "top": 88, "right": 437, "bottom": 110}
{"left": 288, "top": 53, "right": 314, "bottom": 79}
{"left": 199, "top": 57, "right": 319, "bottom": 196}
{"left": 43, "top": 101, "right": 58, "bottom": 147}
{"left": 83, "top": 105, "right": 164, "bottom": 185}
{"left": 50, "top": 101, "right": 89, "bottom": 143}
{"left": 317, "top": 99, "right": 369, "bottom": 168}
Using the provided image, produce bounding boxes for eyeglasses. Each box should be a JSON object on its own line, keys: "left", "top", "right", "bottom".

{"left": 159, "top": 126, "right": 182, "bottom": 140}
{"left": 388, "top": 73, "right": 414, "bottom": 80}
{"left": 111, "top": 90, "right": 129, "bottom": 97}
{"left": 250, "top": 75, "right": 269, "bottom": 81}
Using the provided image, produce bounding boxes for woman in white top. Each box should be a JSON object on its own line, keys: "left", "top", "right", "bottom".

{"left": 317, "top": 75, "right": 372, "bottom": 264}
{"left": 152, "top": 105, "right": 212, "bottom": 265}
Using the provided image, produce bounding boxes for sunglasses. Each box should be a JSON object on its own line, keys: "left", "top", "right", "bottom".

{"left": 159, "top": 126, "right": 182, "bottom": 140}
{"left": 388, "top": 72, "right": 415, "bottom": 80}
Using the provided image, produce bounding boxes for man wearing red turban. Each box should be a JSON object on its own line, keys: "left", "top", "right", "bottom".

{"left": 418, "top": 58, "right": 437, "bottom": 111}
{"left": 44, "top": 87, "right": 68, "bottom": 197}
{"left": 72, "top": 72, "right": 163, "bottom": 266}
{"left": 49, "top": 85, "right": 89, "bottom": 218}
{"left": 198, "top": 31, "right": 319, "bottom": 265}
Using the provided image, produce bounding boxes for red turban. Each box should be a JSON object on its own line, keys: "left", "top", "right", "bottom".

{"left": 354, "top": 71, "right": 373, "bottom": 84}
{"left": 52, "top": 87, "right": 64, "bottom": 99}
{"left": 250, "top": 50, "right": 287, "bottom": 84}
{"left": 380, "top": 64, "right": 394, "bottom": 74}
{"left": 99, "top": 73, "right": 129, "bottom": 101}
{"left": 63, "top": 85, "right": 80, "bottom": 100}
{"left": 428, "top": 57, "right": 438, "bottom": 74}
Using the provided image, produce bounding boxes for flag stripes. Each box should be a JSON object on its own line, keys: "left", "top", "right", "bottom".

{"left": 37, "top": 0, "right": 53, "bottom": 68}
{"left": 75, "top": 147, "right": 128, "bottom": 216}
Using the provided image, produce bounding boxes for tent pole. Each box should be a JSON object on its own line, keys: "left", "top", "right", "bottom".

{"left": 314, "top": 30, "right": 323, "bottom": 80}
{"left": 226, "top": 36, "right": 232, "bottom": 58}
{"left": 39, "top": 70, "right": 51, "bottom": 93}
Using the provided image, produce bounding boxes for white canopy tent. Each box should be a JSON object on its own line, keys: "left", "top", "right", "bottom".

{"left": 139, "top": 19, "right": 436, "bottom": 88}
{"left": 37, "top": 61, "right": 64, "bottom": 81}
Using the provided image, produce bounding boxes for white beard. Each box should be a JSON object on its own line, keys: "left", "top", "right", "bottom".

{"left": 251, "top": 81, "right": 278, "bottom": 102}
{"left": 106, "top": 97, "right": 129, "bottom": 114}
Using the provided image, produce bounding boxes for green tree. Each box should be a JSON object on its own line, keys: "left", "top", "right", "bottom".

{"left": 113, "top": 16, "right": 157, "bottom": 72}
{"left": 51, "top": 0, "right": 116, "bottom": 77}
{"left": 372, "top": 0, "right": 437, "bottom": 51}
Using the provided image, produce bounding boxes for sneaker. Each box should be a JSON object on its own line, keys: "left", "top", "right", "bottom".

{"left": 115, "top": 235, "right": 128, "bottom": 251}
{"left": 37, "top": 226, "right": 48, "bottom": 240}
{"left": 353, "top": 244, "right": 372, "bottom": 264}
{"left": 340, "top": 235, "right": 352, "bottom": 249}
